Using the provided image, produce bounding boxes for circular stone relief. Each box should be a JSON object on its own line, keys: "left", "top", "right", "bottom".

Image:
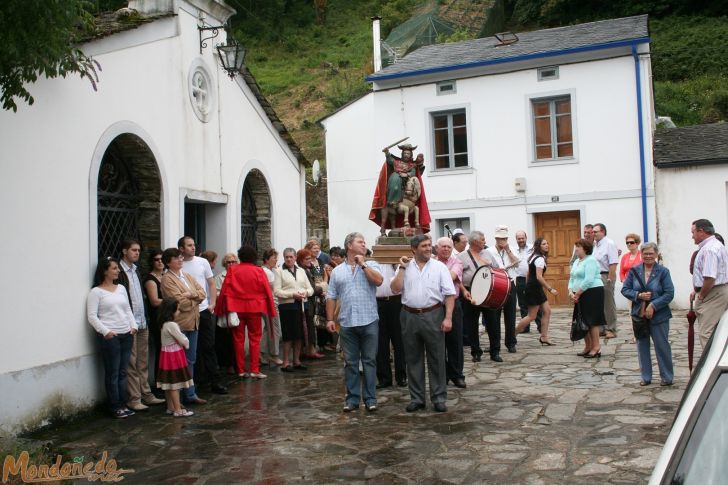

{"left": 187, "top": 59, "right": 216, "bottom": 123}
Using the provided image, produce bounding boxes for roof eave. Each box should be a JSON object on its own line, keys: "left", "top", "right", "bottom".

{"left": 366, "top": 37, "right": 650, "bottom": 83}
{"left": 655, "top": 158, "right": 728, "bottom": 169}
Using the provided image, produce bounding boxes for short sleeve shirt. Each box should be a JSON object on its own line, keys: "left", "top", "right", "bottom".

{"left": 400, "top": 259, "right": 457, "bottom": 308}
{"left": 327, "top": 261, "right": 382, "bottom": 327}
{"left": 182, "top": 256, "right": 214, "bottom": 311}
{"left": 593, "top": 237, "right": 619, "bottom": 272}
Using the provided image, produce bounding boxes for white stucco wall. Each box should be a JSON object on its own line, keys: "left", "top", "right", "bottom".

{"left": 323, "top": 53, "right": 656, "bottom": 296}
{"left": 656, "top": 164, "right": 728, "bottom": 308}
{"left": 0, "top": 3, "right": 304, "bottom": 436}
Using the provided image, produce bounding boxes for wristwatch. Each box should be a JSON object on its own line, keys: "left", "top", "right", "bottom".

{"left": 360, "top": 263, "right": 368, "bottom": 269}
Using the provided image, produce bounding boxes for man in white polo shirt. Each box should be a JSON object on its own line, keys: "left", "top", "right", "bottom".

{"left": 691, "top": 218, "right": 728, "bottom": 347}
{"left": 178, "top": 236, "right": 228, "bottom": 396}
{"left": 592, "top": 223, "right": 619, "bottom": 338}
{"left": 391, "top": 235, "right": 456, "bottom": 413}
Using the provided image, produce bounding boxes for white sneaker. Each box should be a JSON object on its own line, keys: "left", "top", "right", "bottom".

{"left": 250, "top": 372, "right": 267, "bottom": 379}
{"left": 238, "top": 372, "right": 250, "bottom": 378}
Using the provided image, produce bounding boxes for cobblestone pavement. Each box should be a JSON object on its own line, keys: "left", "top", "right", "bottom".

{"left": 26, "top": 308, "right": 696, "bottom": 484}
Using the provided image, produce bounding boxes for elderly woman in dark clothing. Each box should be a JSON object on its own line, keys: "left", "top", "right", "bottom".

{"left": 298, "top": 248, "right": 326, "bottom": 359}
{"left": 143, "top": 249, "right": 165, "bottom": 392}
{"left": 621, "top": 242, "right": 675, "bottom": 386}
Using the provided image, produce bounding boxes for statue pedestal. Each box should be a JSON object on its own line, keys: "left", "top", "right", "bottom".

{"left": 371, "top": 235, "right": 411, "bottom": 264}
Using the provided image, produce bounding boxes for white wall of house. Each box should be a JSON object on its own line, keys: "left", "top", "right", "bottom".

{"left": 0, "top": 2, "right": 304, "bottom": 436}
{"left": 323, "top": 53, "right": 656, "bottom": 309}
{"left": 656, "top": 164, "right": 728, "bottom": 308}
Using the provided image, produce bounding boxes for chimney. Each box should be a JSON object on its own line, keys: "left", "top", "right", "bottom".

{"left": 372, "top": 16, "right": 382, "bottom": 73}
{"left": 127, "top": 0, "right": 174, "bottom": 15}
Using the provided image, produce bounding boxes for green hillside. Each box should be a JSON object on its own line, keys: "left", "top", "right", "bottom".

{"left": 231, "top": 0, "right": 728, "bottom": 164}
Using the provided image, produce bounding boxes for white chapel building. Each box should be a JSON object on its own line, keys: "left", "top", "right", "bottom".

{"left": 0, "top": 0, "right": 307, "bottom": 435}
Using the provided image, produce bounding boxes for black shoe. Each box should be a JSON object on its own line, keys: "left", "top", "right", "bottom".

{"left": 507, "top": 345, "right": 517, "bottom": 353}
{"left": 432, "top": 402, "right": 447, "bottom": 412}
{"left": 472, "top": 354, "right": 482, "bottom": 362}
{"left": 343, "top": 403, "right": 358, "bottom": 412}
{"left": 365, "top": 403, "right": 378, "bottom": 412}
{"left": 280, "top": 365, "right": 294, "bottom": 373}
{"left": 211, "top": 384, "right": 228, "bottom": 395}
{"left": 376, "top": 382, "right": 392, "bottom": 389}
{"left": 490, "top": 354, "right": 503, "bottom": 363}
{"left": 396, "top": 379, "right": 408, "bottom": 387}
{"left": 406, "top": 402, "right": 426, "bottom": 413}
{"left": 293, "top": 364, "right": 308, "bottom": 371}
{"left": 452, "top": 378, "right": 466, "bottom": 388}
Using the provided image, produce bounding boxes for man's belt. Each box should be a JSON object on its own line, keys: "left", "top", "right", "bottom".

{"left": 403, "top": 303, "right": 443, "bottom": 314}
{"left": 516, "top": 276, "right": 526, "bottom": 281}
{"left": 377, "top": 295, "right": 401, "bottom": 302}
{"left": 600, "top": 271, "right": 609, "bottom": 275}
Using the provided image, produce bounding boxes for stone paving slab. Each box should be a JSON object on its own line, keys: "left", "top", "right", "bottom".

{"left": 21, "top": 309, "right": 696, "bottom": 484}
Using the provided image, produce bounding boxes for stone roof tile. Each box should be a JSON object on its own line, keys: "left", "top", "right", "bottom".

{"left": 370, "top": 14, "right": 648, "bottom": 80}
{"left": 654, "top": 123, "right": 728, "bottom": 167}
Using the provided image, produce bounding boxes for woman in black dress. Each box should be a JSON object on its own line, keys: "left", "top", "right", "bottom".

{"left": 143, "top": 249, "right": 165, "bottom": 391}
{"left": 515, "top": 238, "right": 557, "bottom": 345}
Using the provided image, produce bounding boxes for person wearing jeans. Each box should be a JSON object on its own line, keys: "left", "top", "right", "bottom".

{"left": 326, "top": 232, "right": 383, "bottom": 412}
{"left": 160, "top": 248, "right": 207, "bottom": 404}
{"left": 87, "top": 257, "right": 138, "bottom": 418}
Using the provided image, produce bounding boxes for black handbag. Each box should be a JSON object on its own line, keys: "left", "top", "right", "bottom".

{"left": 570, "top": 304, "right": 589, "bottom": 342}
{"left": 629, "top": 268, "right": 651, "bottom": 340}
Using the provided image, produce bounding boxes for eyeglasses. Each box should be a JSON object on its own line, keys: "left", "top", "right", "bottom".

{"left": 626, "top": 241, "right": 637, "bottom": 245}
{"left": 224, "top": 260, "right": 237, "bottom": 265}
{"left": 153, "top": 257, "right": 163, "bottom": 262}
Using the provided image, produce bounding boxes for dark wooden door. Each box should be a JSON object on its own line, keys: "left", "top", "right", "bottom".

{"left": 534, "top": 211, "right": 581, "bottom": 306}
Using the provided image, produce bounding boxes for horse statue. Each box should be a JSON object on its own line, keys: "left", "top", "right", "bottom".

{"left": 381, "top": 175, "right": 421, "bottom": 233}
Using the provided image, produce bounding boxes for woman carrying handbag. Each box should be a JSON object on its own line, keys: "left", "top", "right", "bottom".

{"left": 621, "top": 242, "right": 675, "bottom": 386}
{"left": 568, "top": 239, "right": 605, "bottom": 358}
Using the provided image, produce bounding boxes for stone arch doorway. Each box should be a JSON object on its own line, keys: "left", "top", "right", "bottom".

{"left": 97, "top": 134, "right": 162, "bottom": 271}
{"left": 241, "top": 169, "right": 272, "bottom": 254}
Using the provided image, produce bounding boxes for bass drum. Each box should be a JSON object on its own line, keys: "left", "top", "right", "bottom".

{"left": 470, "top": 266, "right": 512, "bottom": 309}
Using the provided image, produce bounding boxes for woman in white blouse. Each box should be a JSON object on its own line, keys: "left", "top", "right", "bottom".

{"left": 87, "top": 258, "right": 138, "bottom": 419}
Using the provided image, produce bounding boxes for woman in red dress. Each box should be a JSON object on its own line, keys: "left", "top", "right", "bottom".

{"left": 216, "top": 246, "right": 277, "bottom": 379}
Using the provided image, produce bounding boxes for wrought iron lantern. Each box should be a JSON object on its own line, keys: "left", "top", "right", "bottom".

{"left": 198, "top": 20, "right": 245, "bottom": 79}
{"left": 217, "top": 40, "right": 246, "bottom": 79}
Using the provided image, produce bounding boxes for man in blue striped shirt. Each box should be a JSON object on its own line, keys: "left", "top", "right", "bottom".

{"left": 326, "top": 232, "right": 383, "bottom": 412}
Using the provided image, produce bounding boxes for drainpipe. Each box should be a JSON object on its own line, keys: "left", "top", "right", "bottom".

{"left": 632, "top": 44, "right": 649, "bottom": 241}
{"left": 372, "top": 16, "right": 382, "bottom": 72}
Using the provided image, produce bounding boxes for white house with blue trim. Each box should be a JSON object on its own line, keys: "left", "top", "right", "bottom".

{"left": 321, "top": 15, "right": 656, "bottom": 307}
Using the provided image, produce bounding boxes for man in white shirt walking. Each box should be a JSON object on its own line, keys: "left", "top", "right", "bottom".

{"left": 691, "top": 219, "right": 728, "bottom": 347}
{"left": 391, "top": 235, "right": 456, "bottom": 413}
{"left": 178, "top": 236, "right": 228, "bottom": 396}
{"left": 592, "top": 223, "right": 619, "bottom": 338}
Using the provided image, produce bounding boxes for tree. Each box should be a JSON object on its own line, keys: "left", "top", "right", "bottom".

{"left": 0, "top": 0, "right": 101, "bottom": 112}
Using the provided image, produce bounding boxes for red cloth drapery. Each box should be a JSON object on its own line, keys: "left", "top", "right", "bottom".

{"left": 368, "top": 160, "right": 431, "bottom": 233}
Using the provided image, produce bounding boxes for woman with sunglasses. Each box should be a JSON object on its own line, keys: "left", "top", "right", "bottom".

{"left": 619, "top": 233, "right": 642, "bottom": 282}
{"left": 143, "top": 249, "right": 165, "bottom": 393}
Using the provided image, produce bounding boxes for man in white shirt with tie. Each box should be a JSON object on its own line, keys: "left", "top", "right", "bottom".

{"left": 391, "top": 235, "right": 456, "bottom": 413}
{"left": 486, "top": 226, "right": 520, "bottom": 354}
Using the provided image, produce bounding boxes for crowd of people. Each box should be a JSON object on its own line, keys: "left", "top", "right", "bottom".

{"left": 86, "top": 218, "right": 728, "bottom": 417}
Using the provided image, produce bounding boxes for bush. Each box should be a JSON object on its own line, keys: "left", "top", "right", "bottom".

{"left": 654, "top": 74, "right": 728, "bottom": 125}
{"left": 650, "top": 16, "right": 728, "bottom": 82}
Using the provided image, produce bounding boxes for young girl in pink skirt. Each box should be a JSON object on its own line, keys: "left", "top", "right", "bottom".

{"left": 157, "top": 298, "right": 194, "bottom": 417}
